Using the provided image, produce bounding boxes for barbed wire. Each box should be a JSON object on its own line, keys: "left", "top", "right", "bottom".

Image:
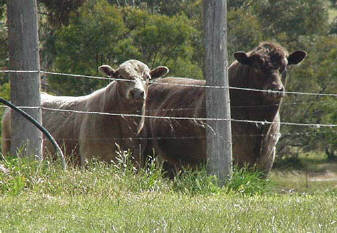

{"left": 1, "top": 105, "right": 335, "bottom": 128}
{"left": 1, "top": 69, "right": 337, "bottom": 97}
{"left": 41, "top": 107, "right": 337, "bottom": 128}
{"left": 0, "top": 100, "right": 332, "bottom": 113}
{"left": 43, "top": 71, "right": 114, "bottom": 81}
{"left": 1, "top": 130, "right": 331, "bottom": 143}
{"left": 0, "top": 70, "right": 40, "bottom": 74}
{"left": 1, "top": 69, "right": 336, "bottom": 129}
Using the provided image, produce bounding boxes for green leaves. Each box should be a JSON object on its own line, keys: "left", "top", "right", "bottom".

{"left": 48, "top": 1, "right": 201, "bottom": 95}
{"left": 279, "top": 35, "right": 337, "bottom": 156}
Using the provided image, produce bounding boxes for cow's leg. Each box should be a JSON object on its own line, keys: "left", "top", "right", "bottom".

{"left": 258, "top": 147, "right": 276, "bottom": 175}
{"left": 78, "top": 140, "right": 89, "bottom": 167}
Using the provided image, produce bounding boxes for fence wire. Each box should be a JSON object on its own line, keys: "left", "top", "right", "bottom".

{"left": 1, "top": 69, "right": 337, "bottom": 97}
{"left": 1, "top": 105, "right": 336, "bottom": 128}
{"left": 1, "top": 69, "right": 337, "bottom": 132}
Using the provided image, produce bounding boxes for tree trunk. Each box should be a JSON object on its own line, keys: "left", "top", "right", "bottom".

{"left": 203, "top": 0, "right": 232, "bottom": 184}
{"left": 7, "top": 0, "right": 42, "bottom": 158}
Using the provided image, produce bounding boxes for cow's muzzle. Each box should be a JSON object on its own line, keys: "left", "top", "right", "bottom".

{"left": 129, "top": 89, "right": 145, "bottom": 100}
{"left": 263, "top": 87, "right": 285, "bottom": 100}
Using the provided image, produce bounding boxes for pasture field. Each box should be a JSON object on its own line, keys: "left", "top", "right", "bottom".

{"left": 0, "top": 154, "right": 336, "bottom": 233}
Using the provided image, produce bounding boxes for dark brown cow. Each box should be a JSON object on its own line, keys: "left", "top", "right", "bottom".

{"left": 2, "top": 60, "right": 169, "bottom": 165}
{"left": 142, "top": 42, "right": 306, "bottom": 175}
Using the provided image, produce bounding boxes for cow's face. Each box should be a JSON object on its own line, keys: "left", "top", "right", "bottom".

{"left": 234, "top": 43, "right": 306, "bottom": 102}
{"left": 99, "top": 60, "right": 169, "bottom": 102}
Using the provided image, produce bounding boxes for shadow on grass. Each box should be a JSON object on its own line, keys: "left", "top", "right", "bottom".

{"left": 273, "top": 152, "right": 337, "bottom": 173}
{"left": 271, "top": 153, "right": 337, "bottom": 194}
{"left": 273, "top": 157, "right": 306, "bottom": 170}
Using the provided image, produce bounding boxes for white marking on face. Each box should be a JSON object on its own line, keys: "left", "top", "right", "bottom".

{"left": 283, "top": 57, "right": 288, "bottom": 66}
{"left": 134, "top": 78, "right": 147, "bottom": 99}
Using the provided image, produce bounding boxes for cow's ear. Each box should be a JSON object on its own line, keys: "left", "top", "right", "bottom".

{"left": 150, "top": 66, "right": 169, "bottom": 79}
{"left": 98, "top": 65, "right": 117, "bottom": 77}
{"left": 288, "top": 50, "right": 306, "bottom": 65}
{"left": 234, "top": 51, "right": 251, "bottom": 65}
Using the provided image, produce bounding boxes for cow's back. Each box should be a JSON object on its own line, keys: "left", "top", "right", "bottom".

{"left": 1, "top": 93, "right": 85, "bottom": 161}
{"left": 41, "top": 93, "right": 85, "bottom": 160}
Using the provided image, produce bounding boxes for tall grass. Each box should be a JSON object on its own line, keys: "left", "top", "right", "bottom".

{"left": 0, "top": 152, "right": 272, "bottom": 197}
{"left": 1, "top": 152, "right": 337, "bottom": 232}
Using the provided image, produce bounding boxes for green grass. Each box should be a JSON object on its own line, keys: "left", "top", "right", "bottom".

{"left": 0, "top": 154, "right": 336, "bottom": 232}
{"left": 272, "top": 152, "right": 337, "bottom": 194}
{"left": 271, "top": 171, "right": 337, "bottom": 194}
{"left": 1, "top": 192, "right": 337, "bottom": 232}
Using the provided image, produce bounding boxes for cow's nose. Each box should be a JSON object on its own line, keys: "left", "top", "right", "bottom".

{"left": 130, "top": 89, "right": 144, "bottom": 99}
{"left": 138, "top": 91, "right": 145, "bottom": 99}
{"left": 270, "top": 86, "right": 285, "bottom": 98}
{"left": 271, "top": 83, "right": 283, "bottom": 92}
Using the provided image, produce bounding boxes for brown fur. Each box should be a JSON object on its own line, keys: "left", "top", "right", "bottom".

{"left": 1, "top": 60, "right": 168, "bottom": 165}
{"left": 142, "top": 42, "right": 306, "bottom": 175}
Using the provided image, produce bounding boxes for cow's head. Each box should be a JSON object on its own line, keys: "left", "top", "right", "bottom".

{"left": 234, "top": 42, "right": 306, "bottom": 102}
{"left": 99, "top": 60, "right": 169, "bottom": 134}
{"left": 99, "top": 60, "right": 169, "bottom": 102}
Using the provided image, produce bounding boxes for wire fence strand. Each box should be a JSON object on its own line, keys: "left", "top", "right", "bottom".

{"left": 1, "top": 69, "right": 337, "bottom": 97}
{"left": 1, "top": 105, "right": 336, "bottom": 128}
{"left": 1, "top": 69, "right": 337, "bottom": 129}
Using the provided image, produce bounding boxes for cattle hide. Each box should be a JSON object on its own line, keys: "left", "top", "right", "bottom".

{"left": 1, "top": 60, "right": 169, "bottom": 166}
{"left": 142, "top": 42, "right": 306, "bottom": 175}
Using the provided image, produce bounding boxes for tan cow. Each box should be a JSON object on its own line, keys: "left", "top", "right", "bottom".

{"left": 142, "top": 42, "right": 306, "bottom": 176}
{"left": 1, "top": 60, "right": 169, "bottom": 165}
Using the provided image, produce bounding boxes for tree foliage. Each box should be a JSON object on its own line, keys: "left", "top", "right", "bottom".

{"left": 47, "top": 0, "right": 200, "bottom": 95}
{"left": 279, "top": 35, "right": 337, "bottom": 158}
{"left": 38, "top": 0, "right": 86, "bottom": 27}
{"left": 252, "top": 0, "right": 329, "bottom": 41}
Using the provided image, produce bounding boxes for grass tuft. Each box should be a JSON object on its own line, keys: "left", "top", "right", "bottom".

{"left": 0, "top": 152, "right": 272, "bottom": 197}
{"left": 227, "top": 166, "right": 272, "bottom": 195}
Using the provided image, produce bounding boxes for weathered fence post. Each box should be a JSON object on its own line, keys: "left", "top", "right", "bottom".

{"left": 7, "top": 0, "right": 42, "bottom": 158}
{"left": 203, "top": 0, "right": 232, "bottom": 183}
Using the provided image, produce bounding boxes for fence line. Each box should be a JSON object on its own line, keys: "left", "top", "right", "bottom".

{"left": 36, "top": 107, "right": 329, "bottom": 128}
{"left": 1, "top": 130, "right": 330, "bottom": 142}
{"left": 1, "top": 69, "right": 337, "bottom": 98}
{"left": 40, "top": 107, "right": 337, "bottom": 128}
{"left": 140, "top": 100, "right": 331, "bottom": 112}
{"left": 1, "top": 69, "right": 336, "bottom": 129}
{"left": 0, "top": 100, "right": 332, "bottom": 112}
{"left": 1, "top": 105, "right": 335, "bottom": 128}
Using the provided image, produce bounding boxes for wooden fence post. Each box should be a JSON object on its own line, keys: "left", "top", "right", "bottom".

{"left": 7, "top": 0, "right": 42, "bottom": 158}
{"left": 203, "top": 0, "right": 232, "bottom": 183}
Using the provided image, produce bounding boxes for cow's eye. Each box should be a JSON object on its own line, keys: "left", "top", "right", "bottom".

{"left": 113, "top": 72, "right": 122, "bottom": 79}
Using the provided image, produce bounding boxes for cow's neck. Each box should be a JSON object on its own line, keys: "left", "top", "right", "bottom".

{"left": 103, "top": 81, "right": 130, "bottom": 113}
{"left": 103, "top": 81, "right": 144, "bottom": 127}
